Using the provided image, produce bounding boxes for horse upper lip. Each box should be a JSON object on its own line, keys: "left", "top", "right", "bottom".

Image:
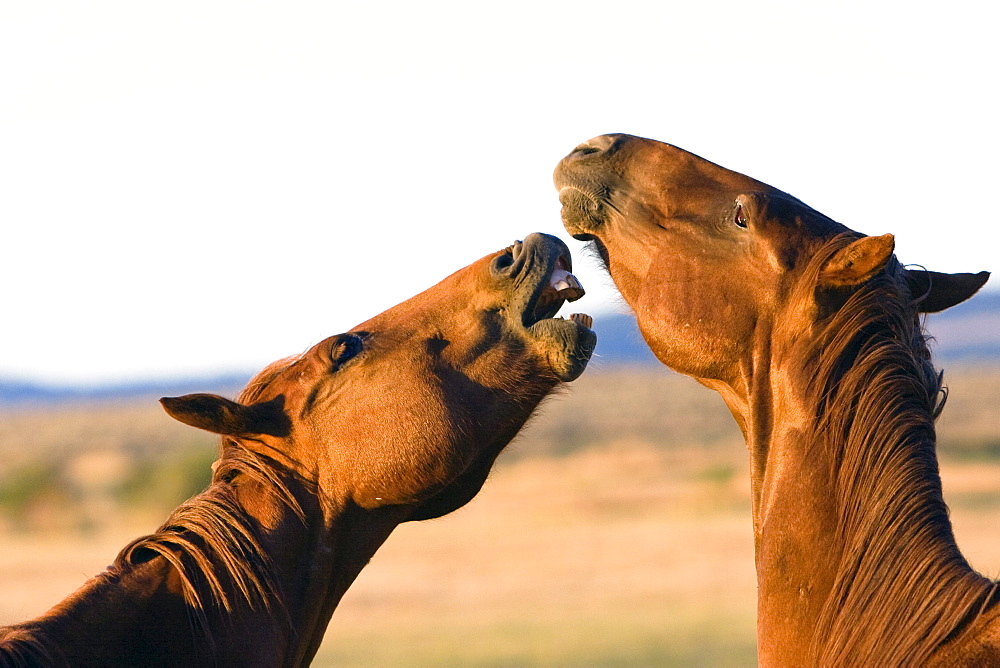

{"left": 548, "top": 263, "right": 585, "bottom": 301}
{"left": 556, "top": 186, "right": 584, "bottom": 207}
{"left": 555, "top": 182, "right": 607, "bottom": 241}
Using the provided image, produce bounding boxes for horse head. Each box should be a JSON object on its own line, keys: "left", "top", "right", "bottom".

{"left": 161, "top": 232, "right": 596, "bottom": 525}
{"left": 554, "top": 133, "right": 987, "bottom": 386}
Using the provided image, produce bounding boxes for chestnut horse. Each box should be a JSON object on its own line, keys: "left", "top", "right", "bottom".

{"left": 555, "top": 134, "right": 995, "bottom": 665}
{"left": 0, "top": 232, "right": 596, "bottom": 667}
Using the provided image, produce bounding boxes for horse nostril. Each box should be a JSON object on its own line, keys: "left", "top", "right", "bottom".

{"left": 569, "top": 134, "right": 618, "bottom": 159}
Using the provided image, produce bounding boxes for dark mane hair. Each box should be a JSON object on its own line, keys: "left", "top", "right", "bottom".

{"left": 113, "top": 357, "right": 306, "bottom": 647}
{"left": 0, "top": 630, "right": 57, "bottom": 666}
{"left": 791, "top": 234, "right": 997, "bottom": 665}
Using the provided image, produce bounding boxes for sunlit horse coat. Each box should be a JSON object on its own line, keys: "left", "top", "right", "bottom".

{"left": 555, "top": 134, "right": 996, "bottom": 666}
{"left": 0, "top": 233, "right": 595, "bottom": 666}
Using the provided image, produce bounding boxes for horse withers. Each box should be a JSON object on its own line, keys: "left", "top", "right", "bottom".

{"left": 0, "top": 232, "right": 595, "bottom": 667}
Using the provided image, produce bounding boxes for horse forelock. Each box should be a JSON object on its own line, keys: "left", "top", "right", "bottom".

{"left": 238, "top": 355, "right": 303, "bottom": 405}
{"left": 789, "top": 236, "right": 996, "bottom": 665}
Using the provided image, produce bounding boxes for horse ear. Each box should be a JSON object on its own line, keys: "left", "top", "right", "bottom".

{"left": 819, "top": 234, "right": 896, "bottom": 287}
{"left": 160, "top": 394, "right": 291, "bottom": 438}
{"left": 906, "top": 269, "right": 990, "bottom": 313}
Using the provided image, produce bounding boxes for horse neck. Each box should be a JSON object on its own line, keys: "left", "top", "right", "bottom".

{"left": 1, "top": 555, "right": 205, "bottom": 665}
{"left": 1, "top": 464, "right": 410, "bottom": 666}
{"left": 272, "top": 495, "right": 411, "bottom": 665}
{"left": 169, "top": 460, "right": 412, "bottom": 666}
{"left": 725, "top": 291, "right": 996, "bottom": 665}
{"left": 182, "top": 440, "right": 414, "bottom": 664}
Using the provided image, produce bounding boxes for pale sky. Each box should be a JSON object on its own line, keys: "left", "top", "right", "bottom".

{"left": 2, "top": 1, "right": 996, "bottom": 385}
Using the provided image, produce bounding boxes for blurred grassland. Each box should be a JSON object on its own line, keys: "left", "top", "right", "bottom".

{"left": 1, "top": 365, "right": 999, "bottom": 666}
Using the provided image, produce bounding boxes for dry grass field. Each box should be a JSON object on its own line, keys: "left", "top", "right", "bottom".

{"left": 1, "top": 365, "right": 998, "bottom": 666}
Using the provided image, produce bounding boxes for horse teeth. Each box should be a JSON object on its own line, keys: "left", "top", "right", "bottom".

{"left": 569, "top": 313, "right": 593, "bottom": 328}
{"left": 549, "top": 269, "right": 583, "bottom": 289}
{"left": 549, "top": 268, "right": 585, "bottom": 302}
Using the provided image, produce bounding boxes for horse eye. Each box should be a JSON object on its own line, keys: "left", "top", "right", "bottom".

{"left": 734, "top": 204, "right": 749, "bottom": 229}
{"left": 331, "top": 334, "right": 363, "bottom": 369}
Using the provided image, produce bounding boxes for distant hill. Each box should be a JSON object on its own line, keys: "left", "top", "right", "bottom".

{"left": 0, "top": 373, "right": 251, "bottom": 408}
{"left": 586, "top": 312, "right": 661, "bottom": 367}
{"left": 924, "top": 290, "right": 1000, "bottom": 362}
{"left": 2, "top": 291, "right": 997, "bottom": 407}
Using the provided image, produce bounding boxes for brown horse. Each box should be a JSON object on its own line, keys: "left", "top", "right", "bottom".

{"left": 555, "top": 134, "right": 996, "bottom": 665}
{"left": 0, "top": 232, "right": 596, "bottom": 667}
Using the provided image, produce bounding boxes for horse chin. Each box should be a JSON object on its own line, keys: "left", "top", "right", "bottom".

{"left": 528, "top": 315, "right": 596, "bottom": 382}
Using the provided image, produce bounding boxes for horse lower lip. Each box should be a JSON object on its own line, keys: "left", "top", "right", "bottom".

{"left": 524, "top": 310, "right": 597, "bottom": 382}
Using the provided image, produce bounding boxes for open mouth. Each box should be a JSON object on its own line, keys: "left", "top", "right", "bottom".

{"left": 501, "top": 232, "right": 596, "bottom": 382}
{"left": 531, "top": 255, "right": 587, "bottom": 322}
{"left": 513, "top": 239, "right": 592, "bottom": 330}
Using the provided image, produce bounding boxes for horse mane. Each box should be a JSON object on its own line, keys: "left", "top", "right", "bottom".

{"left": 0, "top": 629, "right": 58, "bottom": 666}
{"left": 791, "top": 234, "right": 997, "bottom": 665}
{"left": 113, "top": 355, "right": 306, "bottom": 648}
